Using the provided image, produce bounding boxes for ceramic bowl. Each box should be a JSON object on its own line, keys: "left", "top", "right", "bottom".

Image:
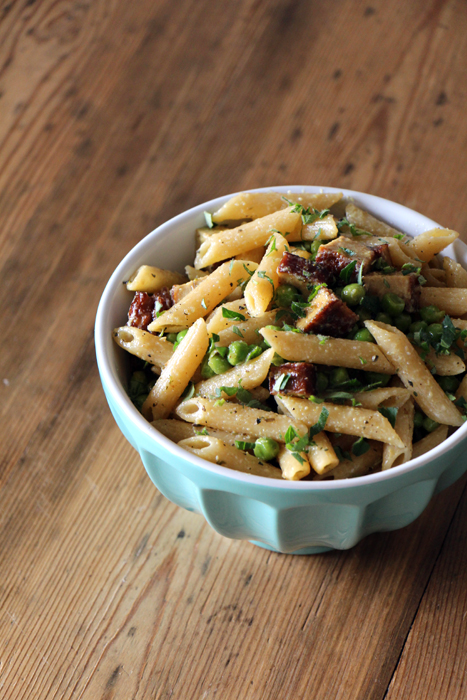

{"left": 95, "top": 186, "right": 467, "bottom": 554}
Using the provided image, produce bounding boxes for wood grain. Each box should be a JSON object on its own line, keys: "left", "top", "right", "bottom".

{"left": 1, "top": 0, "right": 467, "bottom": 697}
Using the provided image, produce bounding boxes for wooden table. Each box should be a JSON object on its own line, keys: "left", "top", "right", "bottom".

{"left": 1, "top": 1, "right": 467, "bottom": 697}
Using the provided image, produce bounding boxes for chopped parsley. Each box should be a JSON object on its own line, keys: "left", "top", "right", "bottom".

{"left": 222, "top": 307, "right": 246, "bottom": 322}
{"left": 339, "top": 260, "right": 357, "bottom": 284}
{"left": 204, "top": 211, "right": 214, "bottom": 228}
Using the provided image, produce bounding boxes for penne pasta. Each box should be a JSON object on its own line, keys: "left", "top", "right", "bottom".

{"left": 175, "top": 397, "right": 309, "bottom": 441}
{"left": 148, "top": 260, "right": 256, "bottom": 332}
{"left": 443, "top": 257, "right": 467, "bottom": 288}
{"left": 345, "top": 203, "right": 403, "bottom": 238}
{"left": 276, "top": 395, "right": 405, "bottom": 447}
{"left": 307, "top": 431, "right": 339, "bottom": 474}
{"left": 422, "top": 349, "right": 465, "bottom": 376}
{"left": 412, "top": 425, "right": 449, "bottom": 459}
{"left": 420, "top": 287, "right": 467, "bottom": 317}
{"left": 195, "top": 208, "right": 302, "bottom": 268}
{"left": 179, "top": 436, "right": 283, "bottom": 479}
{"left": 301, "top": 214, "right": 338, "bottom": 241}
{"left": 113, "top": 326, "right": 173, "bottom": 370}
{"left": 277, "top": 446, "right": 310, "bottom": 480}
{"left": 211, "top": 191, "right": 343, "bottom": 223}
{"left": 195, "top": 348, "right": 274, "bottom": 398}
{"left": 365, "top": 321, "right": 463, "bottom": 426}
{"left": 313, "top": 441, "right": 383, "bottom": 480}
{"left": 354, "top": 387, "right": 411, "bottom": 410}
{"left": 216, "top": 311, "right": 277, "bottom": 346}
{"left": 205, "top": 298, "right": 251, "bottom": 334}
{"left": 126, "top": 265, "right": 186, "bottom": 292}
{"left": 408, "top": 228, "right": 459, "bottom": 262}
{"left": 142, "top": 318, "right": 209, "bottom": 420}
{"left": 382, "top": 397, "right": 414, "bottom": 470}
{"left": 244, "top": 232, "right": 289, "bottom": 317}
{"left": 259, "top": 328, "right": 395, "bottom": 374}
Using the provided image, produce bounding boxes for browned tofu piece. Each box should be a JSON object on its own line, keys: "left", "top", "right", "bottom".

{"left": 269, "top": 362, "right": 317, "bottom": 396}
{"left": 128, "top": 289, "right": 173, "bottom": 330}
{"left": 277, "top": 252, "right": 329, "bottom": 296}
{"left": 363, "top": 272, "right": 420, "bottom": 312}
{"left": 315, "top": 237, "right": 389, "bottom": 281}
{"left": 296, "top": 287, "right": 358, "bottom": 336}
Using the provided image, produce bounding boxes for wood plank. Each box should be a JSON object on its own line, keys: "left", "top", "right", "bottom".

{"left": 385, "top": 478, "right": 467, "bottom": 700}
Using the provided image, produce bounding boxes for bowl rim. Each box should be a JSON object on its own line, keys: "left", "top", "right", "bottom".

{"left": 95, "top": 185, "right": 467, "bottom": 489}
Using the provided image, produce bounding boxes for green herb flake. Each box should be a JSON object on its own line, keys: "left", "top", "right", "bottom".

{"left": 339, "top": 260, "right": 357, "bottom": 284}
{"left": 204, "top": 211, "right": 214, "bottom": 228}
{"left": 235, "top": 440, "right": 256, "bottom": 451}
{"left": 352, "top": 437, "right": 371, "bottom": 456}
{"left": 378, "top": 405, "right": 398, "bottom": 428}
{"left": 222, "top": 307, "right": 246, "bottom": 322}
{"left": 272, "top": 373, "right": 291, "bottom": 393}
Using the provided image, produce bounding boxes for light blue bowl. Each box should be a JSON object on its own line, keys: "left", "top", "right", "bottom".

{"left": 95, "top": 186, "right": 467, "bottom": 554}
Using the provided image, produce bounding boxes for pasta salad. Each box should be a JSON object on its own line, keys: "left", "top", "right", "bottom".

{"left": 113, "top": 191, "right": 467, "bottom": 480}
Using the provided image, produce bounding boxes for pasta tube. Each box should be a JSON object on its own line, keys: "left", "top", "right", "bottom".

{"left": 113, "top": 326, "right": 173, "bottom": 370}
{"left": 211, "top": 191, "right": 342, "bottom": 223}
{"left": 175, "top": 397, "right": 309, "bottom": 441}
{"left": 276, "top": 395, "right": 405, "bottom": 447}
{"left": 148, "top": 260, "right": 256, "bottom": 332}
{"left": 365, "top": 321, "right": 463, "bottom": 426}
{"left": 277, "top": 446, "right": 310, "bottom": 480}
{"left": 179, "top": 436, "right": 283, "bottom": 479}
{"left": 126, "top": 265, "right": 186, "bottom": 292}
{"left": 195, "top": 348, "right": 274, "bottom": 398}
{"left": 143, "top": 318, "right": 209, "bottom": 420}
{"left": 259, "top": 328, "right": 395, "bottom": 374}
{"left": 244, "top": 232, "right": 289, "bottom": 317}
{"left": 194, "top": 208, "right": 302, "bottom": 268}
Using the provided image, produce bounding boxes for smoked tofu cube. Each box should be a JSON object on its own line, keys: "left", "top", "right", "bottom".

{"left": 314, "top": 237, "right": 389, "bottom": 281}
{"left": 363, "top": 272, "right": 420, "bottom": 312}
{"left": 296, "top": 287, "right": 358, "bottom": 336}
{"left": 277, "top": 252, "right": 329, "bottom": 296}
{"left": 269, "top": 362, "right": 317, "bottom": 397}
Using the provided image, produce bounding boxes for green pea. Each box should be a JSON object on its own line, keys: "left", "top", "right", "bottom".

{"left": 310, "top": 240, "right": 322, "bottom": 259}
{"left": 302, "top": 241, "right": 313, "bottom": 252}
{"left": 264, "top": 325, "right": 282, "bottom": 332}
{"left": 166, "top": 333, "right": 178, "bottom": 344}
{"left": 423, "top": 416, "right": 440, "bottom": 433}
{"left": 353, "top": 328, "right": 376, "bottom": 343}
{"left": 254, "top": 437, "right": 280, "bottom": 462}
{"left": 420, "top": 305, "right": 445, "bottom": 324}
{"left": 394, "top": 312, "right": 412, "bottom": 333}
{"left": 427, "top": 323, "right": 443, "bottom": 343}
{"left": 227, "top": 341, "right": 250, "bottom": 365}
{"left": 272, "top": 353, "right": 285, "bottom": 366}
{"left": 275, "top": 284, "right": 301, "bottom": 308}
{"left": 381, "top": 293, "right": 405, "bottom": 317}
{"left": 357, "top": 307, "right": 373, "bottom": 322}
{"left": 410, "top": 320, "right": 428, "bottom": 334}
{"left": 200, "top": 356, "right": 216, "bottom": 379}
{"left": 436, "top": 375, "right": 460, "bottom": 393}
{"left": 366, "top": 372, "right": 391, "bottom": 387}
{"left": 414, "top": 411, "right": 424, "bottom": 429}
{"left": 341, "top": 283, "right": 366, "bottom": 306}
{"left": 208, "top": 353, "right": 232, "bottom": 375}
{"left": 376, "top": 312, "right": 392, "bottom": 325}
{"left": 173, "top": 329, "right": 189, "bottom": 351}
{"left": 316, "top": 372, "right": 329, "bottom": 393}
{"left": 330, "top": 367, "right": 349, "bottom": 386}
